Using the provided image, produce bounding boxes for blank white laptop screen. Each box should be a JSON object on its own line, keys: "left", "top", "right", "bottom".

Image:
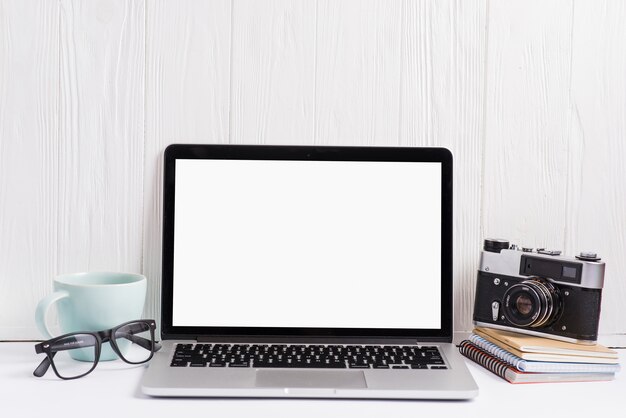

{"left": 172, "top": 159, "right": 441, "bottom": 329}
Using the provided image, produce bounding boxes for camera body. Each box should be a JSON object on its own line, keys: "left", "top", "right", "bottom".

{"left": 473, "top": 239, "right": 605, "bottom": 344}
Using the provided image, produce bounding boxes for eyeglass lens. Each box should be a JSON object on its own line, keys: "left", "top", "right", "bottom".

{"left": 113, "top": 321, "right": 154, "bottom": 364}
{"left": 48, "top": 333, "right": 98, "bottom": 379}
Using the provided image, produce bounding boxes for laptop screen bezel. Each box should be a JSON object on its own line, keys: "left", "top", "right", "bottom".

{"left": 160, "top": 144, "right": 453, "bottom": 342}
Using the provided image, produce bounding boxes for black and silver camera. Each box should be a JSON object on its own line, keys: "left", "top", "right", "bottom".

{"left": 473, "top": 238, "right": 606, "bottom": 344}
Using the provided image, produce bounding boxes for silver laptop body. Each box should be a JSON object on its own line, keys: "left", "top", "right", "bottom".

{"left": 141, "top": 144, "right": 478, "bottom": 400}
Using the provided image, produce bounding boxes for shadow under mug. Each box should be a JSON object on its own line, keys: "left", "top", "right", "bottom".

{"left": 35, "top": 272, "right": 147, "bottom": 361}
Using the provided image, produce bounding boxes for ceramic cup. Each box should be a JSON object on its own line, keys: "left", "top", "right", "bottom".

{"left": 35, "top": 272, "right": 147, "bottom": 361}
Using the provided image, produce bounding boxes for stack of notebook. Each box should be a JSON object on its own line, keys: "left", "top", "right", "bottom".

{"left": 459, "top": 327, "right": 620, "bottom": 384}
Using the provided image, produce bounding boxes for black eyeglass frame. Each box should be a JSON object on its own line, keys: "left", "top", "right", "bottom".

{"left": 33, "top": 319, "right": 162, "bottom": 380}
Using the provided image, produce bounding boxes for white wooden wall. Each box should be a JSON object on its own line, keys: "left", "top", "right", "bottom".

{"left": 1, "top": 0, "right": 625, "bottom": 344}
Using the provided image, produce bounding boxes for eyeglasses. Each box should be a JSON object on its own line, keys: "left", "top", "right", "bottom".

{"left": 33, "top": 319, "right": 162, "bottom": 380}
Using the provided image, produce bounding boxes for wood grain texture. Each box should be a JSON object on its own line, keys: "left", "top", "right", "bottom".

{"left": 1, "top": 0, "right": 626, "bottom": 343}
{"left": 230, "top": 0, "right": 315, "bottom": 145}
{"left": 400, "top": 0, "right": 486, "bottom": 332}
{"left": 482, "top": 0, "right": 573, "bottom": 251}
{"left": 57, "top": 0, "right": 144, "bottom": 275}
{"left": 566, "top": 0, "right": 626, "bottom": 336}
{"left": 315, "top": 0, "right": 402, "bottom": 145}
{"left": 0, "top": 0, "right": 59, "bottom": 339}
{"left": 143, "top": 0, "right": 231, "bottom": 324}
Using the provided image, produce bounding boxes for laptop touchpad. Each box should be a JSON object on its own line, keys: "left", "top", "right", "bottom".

{"left": 256, "top": 370, "right": 367, "bottom": 389}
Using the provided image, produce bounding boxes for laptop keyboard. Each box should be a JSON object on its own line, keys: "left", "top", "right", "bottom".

{"left": 170, "top": 344, "right": 446, "bottom": 370}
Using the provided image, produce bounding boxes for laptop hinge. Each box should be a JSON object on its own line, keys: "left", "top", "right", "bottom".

{"left": 195, "top": 335, "right": 449, "bottom": 344}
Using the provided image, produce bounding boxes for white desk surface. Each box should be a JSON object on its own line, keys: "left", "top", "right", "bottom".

{"left": 1, "top": 342, "right": 624, "bottom": 417}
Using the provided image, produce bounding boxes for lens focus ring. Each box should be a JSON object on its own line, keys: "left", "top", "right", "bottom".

{"left": 502, "top": 279, "right": 561, "bottom": 328}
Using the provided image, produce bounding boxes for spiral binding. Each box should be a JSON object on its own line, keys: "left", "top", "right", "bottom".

{"left": 459, "top": 340, "right": 510, "bottom": 381}
{"left": 469, "top": 334, "right": 522, "bottom": 368}
{"left": 468, "top": 334, "right": 620, "bottom": 373}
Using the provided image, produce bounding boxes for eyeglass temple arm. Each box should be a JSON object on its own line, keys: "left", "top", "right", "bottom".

{"left": 117, "top": 333, "right": 162, "bottom": 352}
{"left": 33, "top": 352, "right": 55, "bottom": 377}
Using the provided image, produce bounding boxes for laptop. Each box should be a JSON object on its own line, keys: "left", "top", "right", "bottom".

{"left": 141, "top": 144, "right": 478, "bottom": 399}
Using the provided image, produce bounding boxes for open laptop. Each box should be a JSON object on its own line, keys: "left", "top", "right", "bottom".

{"left": 141, "top": 144, "right": 478, "bottom": 399}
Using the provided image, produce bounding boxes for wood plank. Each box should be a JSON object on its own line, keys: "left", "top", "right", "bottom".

{"left": 566, "top": 0, "right": 626, "bottom": 336}
{"left": 56, "top": 0, "right": 144, "bottom": 275}
{"left": 482, "top": 0, "right": 572, "bottom": 254}
{"left": 399, "top": 0, "right": 486, "bottom": 332}
{"left": 230, "top": 0, "right": 315, "bottom": 144}
{"left": 0, "top": 0, "right": 59, "bottom": 339}
{"left": 315, "top": 0, "right": 402, "bottom": 145}
{"left": 0, "top": 0, "right": 622, "bottom": 344}
{"left": 143, "top": 0, "right": 231, "bottom": 323}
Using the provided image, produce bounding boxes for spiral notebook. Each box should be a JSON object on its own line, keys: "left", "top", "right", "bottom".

{"left": 459, "top": 341, "right": 615, "bottom": 384}
{"left": 468, "top": 334, "right": 620, "bottom": 373}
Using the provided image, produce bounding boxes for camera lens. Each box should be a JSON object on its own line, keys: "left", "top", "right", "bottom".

{"left": 503, "top": 279, "right": 561, "bottom": 328}
{"left": 515, "top": 295, "right": 533, "bottom": 316}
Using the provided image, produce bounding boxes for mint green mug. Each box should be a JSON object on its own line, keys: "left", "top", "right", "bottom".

{"left": 35, "top": 272, "right": 147, "bottom": 361}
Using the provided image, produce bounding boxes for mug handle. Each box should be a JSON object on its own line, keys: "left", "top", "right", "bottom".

{"left": 35, "top": 290, "right": 69, "bottom": 339}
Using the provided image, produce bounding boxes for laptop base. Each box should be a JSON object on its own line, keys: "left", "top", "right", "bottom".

{"left": 141, "top": 341, "right": 478, "bottom": 400}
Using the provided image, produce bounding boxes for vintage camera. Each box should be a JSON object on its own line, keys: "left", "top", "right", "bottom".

{"left": 473, "top": 238, "right": 605, "bottom": 344}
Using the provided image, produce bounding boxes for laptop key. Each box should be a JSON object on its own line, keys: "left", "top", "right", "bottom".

{"left": 348, "top": 363, "right": 370, "bottom": 369}
{"left": 410, "top": 364, "right": 428, "bottom": 369}
{"left": 229, "top": 362, "right": 250, "bottom": 367}
{"left": 209, "top": 362, "right": 226, "bottom": 367}
{"left": 189, "top": 362, "right": 206, "bottom": 367}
